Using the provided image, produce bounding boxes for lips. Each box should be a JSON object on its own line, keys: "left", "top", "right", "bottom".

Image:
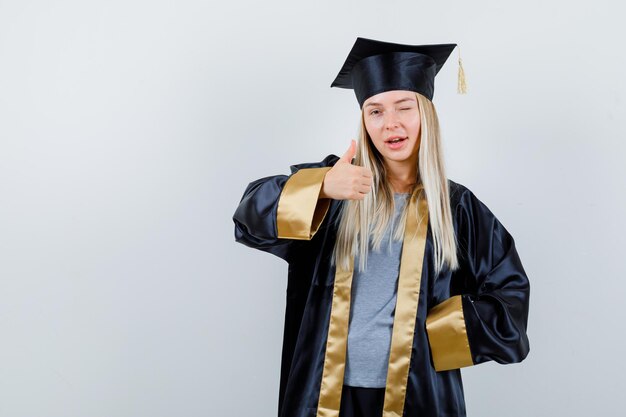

{"left": 385, "top": 136, "right": 408, "bottom": 150}
{"left": 385, "top": 136, "right": 407, "bottom": 143}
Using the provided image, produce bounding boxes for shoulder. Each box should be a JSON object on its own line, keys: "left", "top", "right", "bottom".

{"left": 447, "top": 178, "right": 500, "bottom": 227}
{"left": 447, "top": 178, "right": 473, "bottom": 208}
{"left": 447, "top": 179, "right": 515, "bottom": 248}
{"left": 288, "top": 154, "right": 340, "bottom": 174}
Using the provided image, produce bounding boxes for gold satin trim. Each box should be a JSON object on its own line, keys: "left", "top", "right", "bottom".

{"left": 316, "top": 255, "right": 354, "bottom": 417}
{"left": 277, "top": 167, "right": 332, "bottom": 240}
{"left": 425, "top": 295, "right": 474, "bottom": 371}
{"left": 382, "top": 193, "right": 429, "bottom": 417}
{"left": 315, "top": 191, "right": 430, "bottom": 417}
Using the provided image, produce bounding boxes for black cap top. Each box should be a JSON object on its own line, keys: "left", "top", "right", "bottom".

{"left": 331, "top": 37, "right": 458, "bottom": 108}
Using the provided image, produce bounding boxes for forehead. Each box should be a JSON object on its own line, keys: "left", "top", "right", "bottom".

{"left": 363, "top": 90, "right": 416, "bottom": 107}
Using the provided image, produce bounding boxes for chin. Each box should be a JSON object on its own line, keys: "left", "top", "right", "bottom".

{"left": 384, "top": 153, "right": 410, "bottom": 162}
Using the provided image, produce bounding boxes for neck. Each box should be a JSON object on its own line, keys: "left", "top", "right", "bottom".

{"left": 385, "top": 156, "right": 418, "bottom": 194}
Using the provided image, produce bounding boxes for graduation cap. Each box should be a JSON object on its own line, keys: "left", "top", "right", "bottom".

{"left": 331, "top": 37, "right": 467, "bottom": 108}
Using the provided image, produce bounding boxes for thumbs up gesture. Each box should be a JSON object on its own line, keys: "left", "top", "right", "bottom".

{"left": 320, "top": 140, "right": 373, "bottom": 200}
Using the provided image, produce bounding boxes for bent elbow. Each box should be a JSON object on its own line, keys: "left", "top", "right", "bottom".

{"left": 494, "top": 333, "right": 530, "bottom": 365}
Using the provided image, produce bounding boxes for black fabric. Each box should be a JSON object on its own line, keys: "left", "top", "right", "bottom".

{"left": 232, "top": 154, "right": 531, "bottom": 417}
{"left": 330, "top": 37, "right": 457, "bottom": 107}
{"left": 339, "top": 385, "right": 385, "bottom": 417}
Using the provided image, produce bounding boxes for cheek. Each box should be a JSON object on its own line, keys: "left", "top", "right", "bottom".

{"left": 365, "top": 117, "right": 385, "bottom": 131}
{"left": 364, "top": 121, "right": 383, "bottom": 142}
{"left": 407, "top": 115, "right": 421, "bottom": 138}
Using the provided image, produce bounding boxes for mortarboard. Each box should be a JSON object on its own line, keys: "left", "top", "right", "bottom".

{"left": 330, "top": 37, "right": 466, "bottom": 108}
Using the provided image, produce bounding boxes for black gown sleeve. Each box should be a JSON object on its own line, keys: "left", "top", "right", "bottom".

{"left": 232, "top": 154, "right": 340, "bottom": 263}
{"left": 425, "top": 186, "right": 531, "bottom": 371}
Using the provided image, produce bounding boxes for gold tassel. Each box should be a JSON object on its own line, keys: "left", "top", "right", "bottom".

{"left": 457, "top": 46, "right": 467, "bottom": 94}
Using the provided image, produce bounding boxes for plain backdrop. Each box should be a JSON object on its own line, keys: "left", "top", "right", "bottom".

{"left": 1, "top": 1, "right": 625, "bottom": 416}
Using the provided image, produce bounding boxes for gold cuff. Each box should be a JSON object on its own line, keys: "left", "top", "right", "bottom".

{"left": 277, "top": 167, "right": 332, "bottom": 240}
{"left": 425, "top": 295, "right": 474, "bottom": 371}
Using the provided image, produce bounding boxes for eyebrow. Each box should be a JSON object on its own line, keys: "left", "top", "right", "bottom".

{"left": 364, "top": 97, "right": 416, "bottom": 108}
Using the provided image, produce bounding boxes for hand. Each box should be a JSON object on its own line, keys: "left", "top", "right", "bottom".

{"left": 320, "top": 140, "right": 373, "bottom": 200}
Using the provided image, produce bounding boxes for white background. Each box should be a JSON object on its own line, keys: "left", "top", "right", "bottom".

{"left": 1, "top": 1, "right": 625, "bottom": 416}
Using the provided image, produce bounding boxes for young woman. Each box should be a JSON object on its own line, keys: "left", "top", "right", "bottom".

{"left": 233, "top": 37, "right": 530, "bottom": 417}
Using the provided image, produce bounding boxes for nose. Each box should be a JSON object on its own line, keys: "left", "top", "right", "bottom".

{"left": 384, "top": 111, "right": 400, "bottom": 129}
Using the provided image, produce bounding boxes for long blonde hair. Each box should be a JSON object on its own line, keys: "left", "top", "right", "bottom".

{"left": 331, "top": 92, "right": 460, "bottom": 276}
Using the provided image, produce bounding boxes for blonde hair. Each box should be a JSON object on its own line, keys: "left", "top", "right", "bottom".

{"left": 331, "top": 92, "right": 460, "bottom": 276}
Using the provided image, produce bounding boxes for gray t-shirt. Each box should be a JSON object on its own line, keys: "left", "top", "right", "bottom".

{"left": 343, "top": 192, "right": 410, "bottom": 388}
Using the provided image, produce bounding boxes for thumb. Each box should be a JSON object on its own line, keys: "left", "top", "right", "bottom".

{"left": 339, "top": 139, "right": 357, "bottom": 164}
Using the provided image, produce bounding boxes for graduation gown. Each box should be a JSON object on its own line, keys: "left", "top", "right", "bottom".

{"left": 232, "top": 154, "right": 530, "bottom": 417}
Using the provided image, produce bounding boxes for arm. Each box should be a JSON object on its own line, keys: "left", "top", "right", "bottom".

{"left": 425, "top": 188, "right": 530, "bottom": 372}
{"left": 232, "top": 154, "right": 340, "bottom": 263}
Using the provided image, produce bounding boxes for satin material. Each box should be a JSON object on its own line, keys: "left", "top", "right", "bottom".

{"left": 352, "top": 52, "right": 436, "bottom": 107}
{"left": 316, "top": 254, "right": 354, "bottom": 417}
{"left": 382, "top": 191, "right": 428, "bottom": 417}
{"left": 232, "top": 154, "right": 530, "bottom": 417}
{"left": 425, "top": 295, "right": 473, "bottom": 371}
{"left": 317, "top": 189, "right": 430, "bottom": 417}
{"left": 277, "top": 166, "right": 332, "bottom": 240}
{"left": 329, "top": 38, "right": 458, "bottom": 107}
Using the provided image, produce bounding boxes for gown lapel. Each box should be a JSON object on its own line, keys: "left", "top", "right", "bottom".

{"left": 316, "top": 190, "right": 430, "bottom": 417}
